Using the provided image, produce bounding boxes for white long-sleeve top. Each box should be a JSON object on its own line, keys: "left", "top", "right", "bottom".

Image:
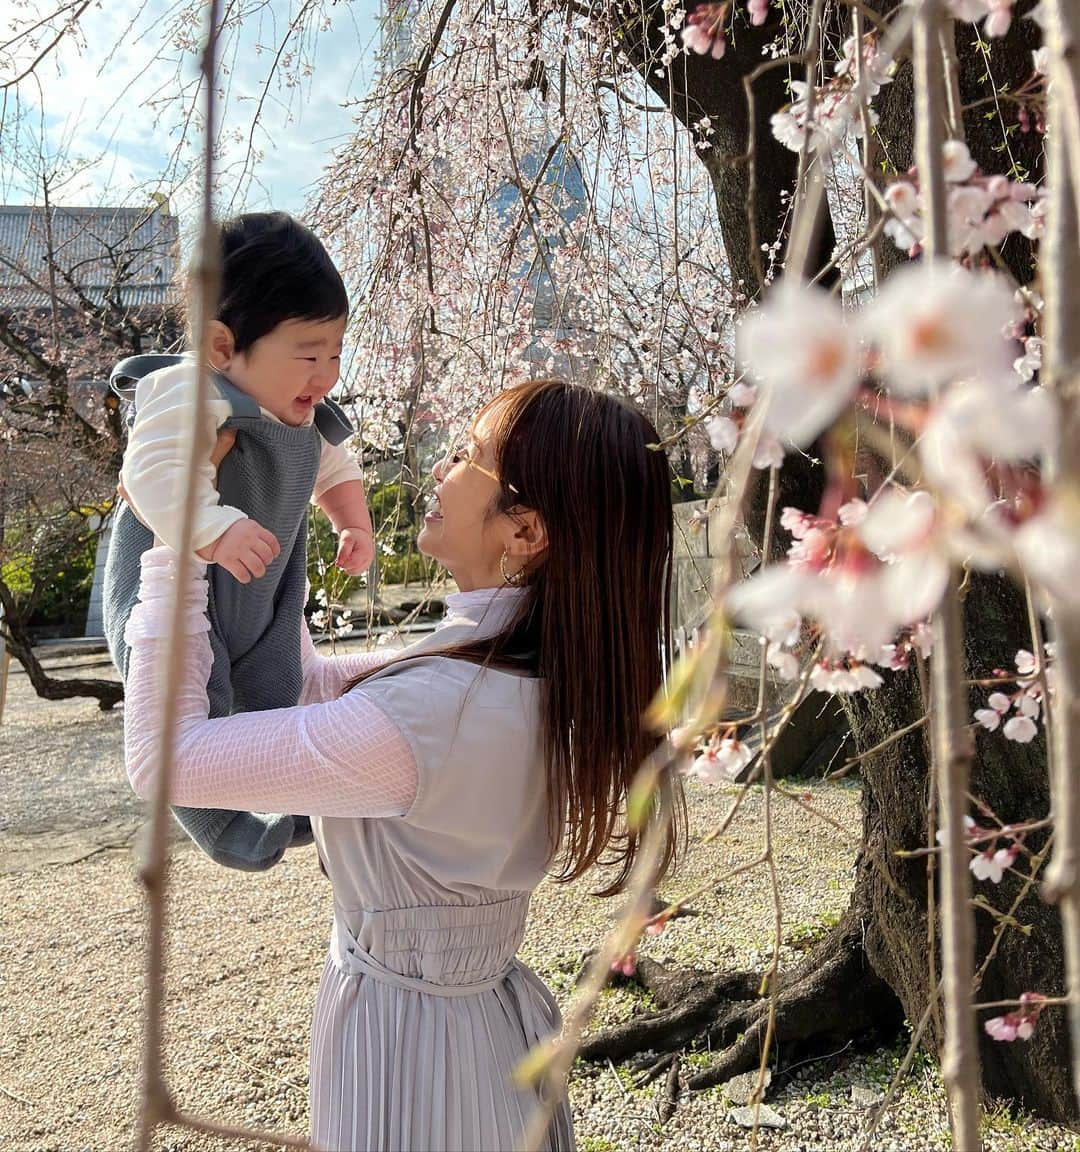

{"left": 119, "top": 358, "right": 364, "bottom": 556}
{"left": 123, "top": 547, "right": 525, "bottom": 820}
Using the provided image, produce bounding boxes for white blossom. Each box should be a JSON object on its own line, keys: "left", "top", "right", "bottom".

{"left": 862, "top": 261, "right": 1017, "bottom": 396}
{"left": 737, "top": 284, "right": 862, "bottom": 446}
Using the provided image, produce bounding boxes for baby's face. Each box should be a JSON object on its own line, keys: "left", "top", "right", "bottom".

{"left": 225, "top": 316, "right": 346, "bottom": 425}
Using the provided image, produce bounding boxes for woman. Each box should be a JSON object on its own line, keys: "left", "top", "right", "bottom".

{"left": 124, "top": 378, "right": 682, "bottom": 1151}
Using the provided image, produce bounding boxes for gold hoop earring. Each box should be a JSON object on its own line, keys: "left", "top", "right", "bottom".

{"left": 500, "top": 550, "right": 525, "bottom": 586}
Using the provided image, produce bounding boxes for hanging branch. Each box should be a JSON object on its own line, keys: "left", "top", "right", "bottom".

{"left": 913, "top": 3, "right": 982, "bottom": 1149}
{"left": 1040, "top": 0, "right": 1080, "bottom": 1116}
{"left": 134, "top": 2, "right": 222, "bottom": 1147}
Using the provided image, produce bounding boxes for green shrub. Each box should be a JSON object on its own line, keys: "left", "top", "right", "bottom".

{"left": 1, "top": 514, "right": 101, "bottom": 632}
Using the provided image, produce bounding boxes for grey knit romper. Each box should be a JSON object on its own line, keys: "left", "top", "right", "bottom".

{"left": 103, "top": 354, "right": 354, "bottom": 870}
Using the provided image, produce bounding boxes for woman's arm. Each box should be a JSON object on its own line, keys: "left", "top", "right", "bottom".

{"left": 298, "top": 625, "right": 399, "bottom": 705}
{"left": 124, "top": 547, "right": 417, "bottom": 817}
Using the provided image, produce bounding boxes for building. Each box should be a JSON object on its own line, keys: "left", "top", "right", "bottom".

{"left": 0, "top": 201, "right": 179, "bottom": 310}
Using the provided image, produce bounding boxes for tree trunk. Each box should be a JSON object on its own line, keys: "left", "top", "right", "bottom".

{"left": 845, "top": 574, "right": 1071, "bottom": 1122}
{"left": 0, "top": 582, "right": 123, "bottom": 710}
{"left": 585, "top": 1, "right": 1074, "bottom": 1123}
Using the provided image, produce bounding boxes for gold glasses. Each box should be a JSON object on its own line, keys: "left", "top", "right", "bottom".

{"left": 448, "top": 448, "right": 519, "bottom": 495}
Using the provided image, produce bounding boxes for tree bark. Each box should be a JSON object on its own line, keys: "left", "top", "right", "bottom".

{"left": 0, "top": 583, "right": 122, "bottom": 710}
{"left": 585, "top": 1, "right": 1075, "bottom": 1123}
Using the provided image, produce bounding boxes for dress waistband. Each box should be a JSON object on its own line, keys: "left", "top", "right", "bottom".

{"left": 330, "top": 915, "right": 565, "bottom": 1107}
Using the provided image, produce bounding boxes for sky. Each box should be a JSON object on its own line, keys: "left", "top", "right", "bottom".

{"left": 0, "top": 0, "right": 384, "bottom": 236}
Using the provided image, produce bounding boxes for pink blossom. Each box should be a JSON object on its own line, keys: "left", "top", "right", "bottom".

{"left": 984, "top": 991, "right": 1046, "bottom": 1043}
{"left": 838, "top": 499, "right": 868, "bottom": 527}
{"left": 1014, "top": 336, "right": 1042, "bottom": 383}
{"left": 686, "top": 737, "right": 754, "bottom": 783}
{"left": 1014, "top": 649, "right": 1036, "bottom": 676}
{"left": 611, "top": 952, "right": 637, "bottom": 977}
{"left": 985, "top": 1014, "right": 1020, "bottom": 1041}
{"left": 970, "top": 845, "right": 1017, "bottom": 883}
{"left": 1003, "top": 715, "right": 1038, "bottom": 743}
{"left": 988, "top": 692, "right": 1012, "bottom": 713}
{"left": 984, "top": 0, "right": 1015, "bottom": 37}
{"left": 707, "top": 415, "right": 739, "bottom": 453}
{"left": 862, "top": 262, "right": 1017, "bottom": 396}
{"left": 1014, "top": 495, "right": 1080, "bottom": 608}
{"left": 810, "top": 659, "right": 883, "bottom": 694}
{"left": 780, "top": 507, "right": 813, "bottom": 538}
{"left": 942, "top": 139, "right": 978, "bottom": 183}
{"left": 728, "top": 382, "right": 757, "bottom": 407}
{"left": 746, "top": 0, "right": 769, "bottom": 26}
{"left": 681, "top": 3, "right": 729, "bottom": 59}
{"left": 859, "top": 489, "right": 938, "bottom": 559}
{"left": 727, "top": 564, "right": 811, "bottom": 646}
{"left": 737, "top": 283, "right": 862, "bottom": 446}
{"left": 974, "top": 708, "right": 1002, "bottom": 731}
{"left": 767, "top": 647, "right": 800, "bottom": 681}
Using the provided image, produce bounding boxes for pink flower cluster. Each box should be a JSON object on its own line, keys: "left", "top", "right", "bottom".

{"left": 686, "top": 734, "right": 755, "bottom": 783}
{"left": 770, "top": 34, "right": 893, "bottom": 156}
{"left": 706, "top": 382, "right": 784, "bottom": 469}
{"left": 974, "top": 647, "right": 1053, "bottom": 744}
{"left": 727, "top": 493, "right": 946, "bottom": 689}
{"left": 679, "top": 0, "right": 771, "bottom": 60}
{"left": 984, "top": 992, "right": 1046, "bottom": 1042}
{"left": 884, "top": 141, "right": 1046, "bottom": 258}
{"left": 679, "top": 2, "right": 730, "bottom": 60}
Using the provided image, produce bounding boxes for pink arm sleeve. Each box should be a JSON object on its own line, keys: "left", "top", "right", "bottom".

{"left": 298, "top": 626, "right": 398, "bottom": 705}
{"left": 124, "top": 547, "right": 417, "bottom": 818}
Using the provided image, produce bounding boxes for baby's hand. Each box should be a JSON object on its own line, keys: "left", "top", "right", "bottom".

{"left": 335, "top": 528, "right": 374, "bottom": 576}
{"left": 201, "top": 518, "right": 281, "bottom": 583}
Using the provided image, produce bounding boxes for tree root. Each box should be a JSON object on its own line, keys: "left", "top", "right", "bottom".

{"left": 580, "top": 906, "right": 903, "bottom": 1098}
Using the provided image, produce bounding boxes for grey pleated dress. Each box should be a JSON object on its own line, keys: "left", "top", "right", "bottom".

{"left": 308, "top": 593, "right": 577, "bottom": 1152}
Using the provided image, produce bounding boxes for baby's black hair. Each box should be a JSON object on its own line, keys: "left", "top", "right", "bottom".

{"left": 211, "top": 212, "right": 348, "bottom": 352}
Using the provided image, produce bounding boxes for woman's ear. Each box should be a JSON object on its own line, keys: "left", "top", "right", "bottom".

{"left": 207, "top": 321, "right": 236, "bottom": 371}
{"left": 506, "top": 508, "right": 548, "bottom": 561}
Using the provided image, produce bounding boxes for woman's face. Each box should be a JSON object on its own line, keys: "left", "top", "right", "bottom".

{"left": 417, "top": 413, "right": 517, "bottom": 592}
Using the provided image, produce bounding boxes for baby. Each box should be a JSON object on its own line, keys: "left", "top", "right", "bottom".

{"left": 104, "top": 211, "right": 374, "bottom": 870}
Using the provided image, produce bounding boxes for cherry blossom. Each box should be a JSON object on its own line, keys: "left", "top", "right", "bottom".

{"left": 705, "top": 385, "right": 789, "bottom": 469}
{"left": 736, "top": 284, "right": 862, "bottom": 446}
{"left": 680, "top": 2, "right": 729, "bottom": 59}
{"left": 770, "top": 35, "right": 893, "bottom": 156}
{"left": 882, "top": 144, "right": 1046, "bottom": 258}
{"left": 685, "top": 737, "right": 754, "bottom": 783}
{"left": 1003, "top": 715, "right": 1039, "bottom": 743}
{"left": 970, "top": 844, "right": 1018, "bottom": 884}
{"left": 729, "top": 498, "right": 948, "bottom": 671}
{"left": 973, "top": 647, "right": 1054, "bottom": 743}
{"left": 863, "top": 262, "right": 1018, "bottom": 396}
{"left": 984, "top": 992, "right": 1047, "bottom": 1043}
{"left": 810, "top": 659, "right": 882, "bottom": 694}
{"left": 1013, "top": 336, "right": 1042, "bottom": 383}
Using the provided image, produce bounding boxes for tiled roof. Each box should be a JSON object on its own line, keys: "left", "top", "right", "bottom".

{"left": 0, "top": 203, "right": 181, "bottom": 309}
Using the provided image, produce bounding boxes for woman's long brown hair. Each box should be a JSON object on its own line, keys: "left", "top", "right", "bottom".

{"left": 347, "top": 379, "right": 684, "bottom": 894}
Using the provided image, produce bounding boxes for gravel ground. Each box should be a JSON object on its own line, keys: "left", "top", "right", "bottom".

{"left": 1, "top": 652, "right": 1076, "bottom": 1152}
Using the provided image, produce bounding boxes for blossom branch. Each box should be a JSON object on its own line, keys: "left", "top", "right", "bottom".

{"left": 136, "top": 5, "right": 221, "bottom": 1149}
{"left": 1039, "top": 0, "right": 1080, "bottom": 1114}
{"left": 914, "top": 2, "right": 983, "bottom": 1147}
